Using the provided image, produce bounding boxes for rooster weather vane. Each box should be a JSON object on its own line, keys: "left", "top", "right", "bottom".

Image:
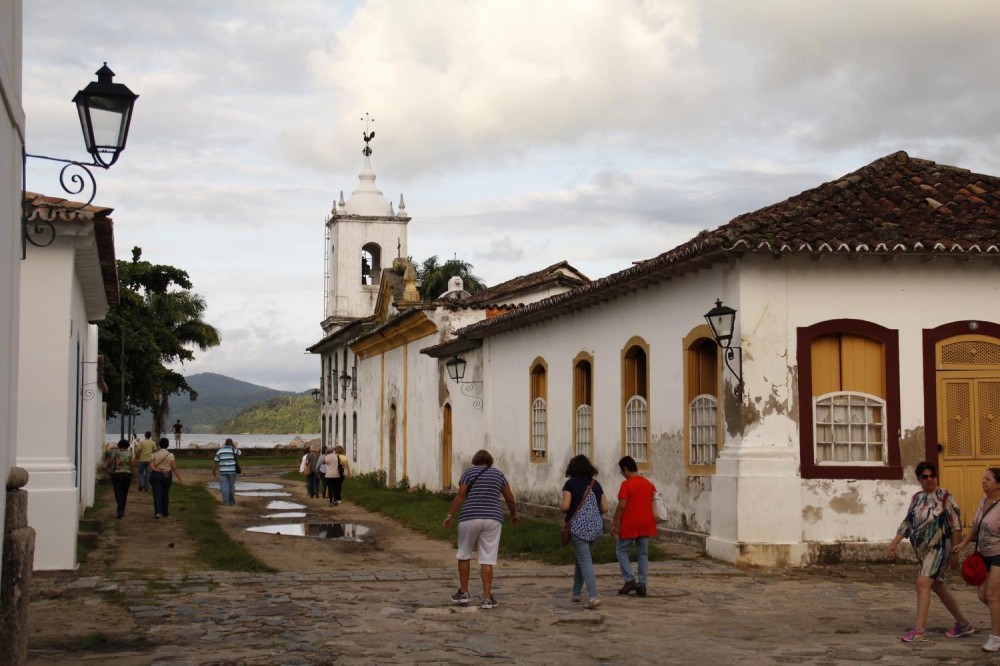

{"left": 361, "top": 112, "right": 375, "bottom": 156}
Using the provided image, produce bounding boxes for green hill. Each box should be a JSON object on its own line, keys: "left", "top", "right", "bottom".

{"left": 106, "top": 372, "right": 310, "bottom": 435}
{"left": 217, "top": 395, "right": 320, "bottom": 434}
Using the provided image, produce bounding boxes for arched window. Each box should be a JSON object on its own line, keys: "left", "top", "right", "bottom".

{"left": 573, "top": 354, "right": 594, "bottom": 458}
{"left": 622, "top": 339, "right": 649, "bottom": 463}
{"left": 361, "top": 242, "right": 382, "bottom": 285}
{"left": 530, "top": 359, "right": 548, "bottom": 461}
{"left": 684, "top": 329, "right": 720, "bottom": 470}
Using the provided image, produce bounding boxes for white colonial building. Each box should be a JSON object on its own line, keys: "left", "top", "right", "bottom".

{"left": 315, "top": 149, "right": 1000, "bottom": 567}
{"left": 18, "top": 193, "right": 117, "bottom": 570}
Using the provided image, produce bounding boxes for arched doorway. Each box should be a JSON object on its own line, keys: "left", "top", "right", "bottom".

{"left": 388, "top": 401, "right": 398, "bottom": 487}
{"left": 928, "top": 324, "right": 1000, "bottom": 524}
{"left": 442, "top": 404, "right": 453, "bottom": 490}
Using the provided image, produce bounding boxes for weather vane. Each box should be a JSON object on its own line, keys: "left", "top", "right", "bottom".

{"left": 361, "top": 112, "right": 375, "bottom": 156}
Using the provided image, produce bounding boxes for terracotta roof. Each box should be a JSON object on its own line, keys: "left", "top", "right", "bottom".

{"left": 24, "top": 191, "right": 119, "bottom": 306}
{"left": 306, "top": 317, "right": 373, "bottom": 353}
{"left": 450, "top": 261, "right": 590, "bottom": 307}
{"left": 423, "top": 151, "right": 1000, "bottom": 351}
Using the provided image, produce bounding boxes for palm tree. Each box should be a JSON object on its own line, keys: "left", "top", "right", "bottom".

{"left": 416, "top": 255, "right": 487, "bottom": 300}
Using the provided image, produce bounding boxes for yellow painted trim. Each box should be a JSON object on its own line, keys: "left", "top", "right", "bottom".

{"left": 620, "top": 336, "right": 651, "bottom": 471}
{"left": 352, "top": 313, "right": 437, "bottom": 359}
{"left": 682, "top": 325, "right": 720, "bottom": 476}
{"left": 379, "top": 353, "right": 385, "bottom": 471}
{"left": 529, "top": 357, "right": 549, "bottom": 463}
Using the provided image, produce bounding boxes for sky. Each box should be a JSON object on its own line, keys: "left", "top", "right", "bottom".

{"left": 21, "top": 0, "right": 1000, "bottom": 391}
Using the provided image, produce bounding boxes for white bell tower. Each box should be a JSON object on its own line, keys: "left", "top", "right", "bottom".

{"left": 323, "top": 125, "right": 409, "bottom": 329}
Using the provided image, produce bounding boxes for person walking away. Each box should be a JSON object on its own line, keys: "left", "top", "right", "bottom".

{"left": 149, "top": 438, "right": 183, "bottom": 518}
{"left": 301, "top": 445, "right": 320, "bottom": 497}
{"left": 442, "top": 449, "right": 519, "bottom": 609}
{"left": 560, "top": 454, "right": 609, "bottom": 609}
{"left": 952, "top": 467, "right": 1000, "bottom": 651}
{"left": 134, "top": 431, "right": 157, "bottom": 492}
{"left": 106, "top": 439, "right": 136, "bottom": 518}
{"left": 213, "top": 438, "right": 241, "bottom": 506}
{"left": 326, "top": 445, "right": 351, "bottom": 505}
{"left": 610, "top": 455, "right": 657, "bottom": 597}
{"left": 172, "top": 419, "right": 184, "bottom": 448}
{"left": 316, "top": 447, "right": 329, "bottom": 501}
{"left": 887, "top": 460, "right": 971, "bottom": 643}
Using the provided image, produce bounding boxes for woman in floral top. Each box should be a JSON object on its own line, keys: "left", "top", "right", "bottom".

{"left": 105, "top": 438, "right": 136, "bottom": 519}
{"left": 887, "top": 461, "right": 972, "bottom": 643}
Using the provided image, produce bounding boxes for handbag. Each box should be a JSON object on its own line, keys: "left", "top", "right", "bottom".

{"left": 235, "top": 462, "right": 242, "bottom": 475}
{"left": 653, "top": 491, "right": 669, "bottom": 522}
{"left": 562, "top": 479, "right": 595, "bottom": 546}
{"left": 962, "top": 499, "right": 1000, "bottom": 586}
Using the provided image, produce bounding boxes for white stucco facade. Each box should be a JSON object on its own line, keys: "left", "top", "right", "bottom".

{"left": 0, "top": 0, "right": 24, "bottom": 585}
{"left": 17, "top": 206, "right": 113, "bottom": 570}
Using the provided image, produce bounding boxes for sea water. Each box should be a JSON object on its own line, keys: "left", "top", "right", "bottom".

{"left": 154, "top": 433, "right": 319, "bottom": 450}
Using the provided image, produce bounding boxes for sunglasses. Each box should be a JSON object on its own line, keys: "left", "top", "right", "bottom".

{"left": 918, "top": 473, "right": 936, "bottom": 480}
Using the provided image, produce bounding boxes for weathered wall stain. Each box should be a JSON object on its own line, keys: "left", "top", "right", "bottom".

{"left": 899, "top": 425, "right": 926, "bottom": 470}
{"left": 802, "top": 505, "right": 823, "bottom": 523}
{"left": 829, "top": 487, "right": 864, "bottom": 514}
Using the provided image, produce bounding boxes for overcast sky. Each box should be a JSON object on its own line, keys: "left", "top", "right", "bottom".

{"left": 22, "top": 0, "right": 1000, "bottom": 391}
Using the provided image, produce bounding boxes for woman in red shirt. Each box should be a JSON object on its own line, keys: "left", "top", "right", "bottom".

{"left": 610, "top": 455, "right": 657, "bottom": 596}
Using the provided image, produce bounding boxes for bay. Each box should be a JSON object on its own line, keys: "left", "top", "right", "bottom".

{"left": 172, "top": 433, "right": 319, "bottom": 450}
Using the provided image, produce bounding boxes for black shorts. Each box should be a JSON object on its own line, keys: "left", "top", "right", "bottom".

{"left": 982, "top": 553, "right": 1000, "bottom": 570}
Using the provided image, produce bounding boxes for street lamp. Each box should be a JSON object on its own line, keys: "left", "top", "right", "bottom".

{"left": 23, "top": 63, "right": 139, "bottom": 257}
{"left": 340, "top": 371, "right": 351, "bottom": 399}
{"left": 445, "top": 355, "right": 483, "bottom": 410}
{"left": 704, "top": 299, "right": 744, "bottom": 399}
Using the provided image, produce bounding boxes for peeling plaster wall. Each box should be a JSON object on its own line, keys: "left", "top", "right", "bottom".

{"left": 740, "top": 254, "right": 999, "bottom": 546}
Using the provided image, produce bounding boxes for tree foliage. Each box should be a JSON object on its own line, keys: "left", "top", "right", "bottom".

{"left": 216, "top": 395, "right": 320, "bottom": 434}
{"left": 415, "top": 255, "right": 487, "bottom": 300}
{"left": 99, "top": 247, "right": 221, "bottom": 438}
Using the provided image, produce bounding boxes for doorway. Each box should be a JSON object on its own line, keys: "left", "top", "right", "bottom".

{"left": 388, "top": 402, "right": 397, "bottom": 487}
{"left": 442, "top": 404, "right": 453, "bottom": 490}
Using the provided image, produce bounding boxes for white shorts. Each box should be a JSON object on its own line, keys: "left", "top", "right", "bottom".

{"left": 456, "top": 518, "right": 502, "bottom": 565}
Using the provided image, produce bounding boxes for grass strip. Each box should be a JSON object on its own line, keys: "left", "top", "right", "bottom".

{"left": 170, "top": 482, "right": 277, "bottom": 572}
{"left": 283, "top": 471, "right": 664, "bottom": 566}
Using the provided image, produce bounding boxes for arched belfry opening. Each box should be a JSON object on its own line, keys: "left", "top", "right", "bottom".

{"left": 361, "top": 242, "right": 382, "bottom": 285}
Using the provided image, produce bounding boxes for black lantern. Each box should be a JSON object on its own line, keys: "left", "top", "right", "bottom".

{"left": 339, "top": 371, "right": 352, "bottom": 391}
{"left": 704, "top": 299, "right": 743, "bottom": 398}
{"left": 445, "top": 356, "right": 467, "bottom": 383}
{"left": 72, "top": 63, "right": 139, "bottom": 168}
{"left": 704, "top": 299, "right": 737, "bottom": 349}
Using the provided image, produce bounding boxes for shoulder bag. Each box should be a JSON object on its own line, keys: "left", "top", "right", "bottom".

{"left": 652, "top": 490, "right": 669, "bottom": 522}
{"left": 962, "top": 498, "right": 1000, "bottom": 586}
{"left": 562, "top": 479, "right": 595, "bottom": 547}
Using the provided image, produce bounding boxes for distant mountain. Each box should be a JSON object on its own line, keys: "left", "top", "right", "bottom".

{"left": 106, "top": 372, "right": 308, "bottom": 435}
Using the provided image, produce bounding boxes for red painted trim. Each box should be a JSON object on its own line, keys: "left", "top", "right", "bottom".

{"left": 922, "top": 321, "right": 1000, "bottom": 466}
{"left": 797, "top": 319, "right": 902, "bottom": 480}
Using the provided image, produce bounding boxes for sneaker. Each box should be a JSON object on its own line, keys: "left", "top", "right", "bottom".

{"left": 900, "top": 628, "right": 926, "bottom": 643}
{"left": 584, "top": 598, "right": 601, "bottom": 610}
{"left": 480, "top": 595, "right": 498, "bottom": 609}
{"left": 984, "top": 634, "right": 1000, "bottom": 652}
{"left": 571, "top": 596, "right": 582, "bottom": 603}
{"left": 636, "top": 584, "right": 647, "bottom": 597}
{"left": 450, "top": 588, "right": 471, "bottom": 605}
{"left": 945, "top": 621, "right": 975, "bottom": 638}
{"left": 618, "top": 580, "right": 636, "bottom": 595}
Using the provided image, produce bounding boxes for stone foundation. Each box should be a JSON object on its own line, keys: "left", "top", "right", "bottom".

{"left": 1, "top": 466, "right": 35, "bottom": 666}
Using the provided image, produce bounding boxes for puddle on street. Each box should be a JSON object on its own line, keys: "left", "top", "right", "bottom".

{"left": 265, "top": 500, "right": 306, "bottom": 510}
{"left": 263, "top": 512, "right": 307, "bottom": 519}
{"left": 237, "top": 491, "right": 290, "bottom": 497}
{"left": 246, "top": 522, "right": 372, "bottom": 542}
{"left": 206, "top": 481, "right": 284, "bottom": 491}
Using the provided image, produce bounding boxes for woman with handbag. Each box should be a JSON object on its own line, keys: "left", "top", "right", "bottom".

{"left": 149, "top": 437, "right": 184, "bottom": 519}
{"left": 106, "top": 438, "right": 137, "bottom": 519}
{"left": 559, "top": 454, "right": 609, "bottom": 609}
{"left": 887, "top": 461, "right": 971, "bottom": 643}
{"left": 952, "top": 467, "right": 1000, "bottom": 652}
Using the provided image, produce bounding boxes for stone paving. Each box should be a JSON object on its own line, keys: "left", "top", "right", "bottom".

{"left": 28, "top": 558, "right": 1000, "bottom": 665}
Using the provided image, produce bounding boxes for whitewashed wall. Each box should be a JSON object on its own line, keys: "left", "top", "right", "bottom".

{"left": 0, "top": 0, "right": 24, "bottom": 584}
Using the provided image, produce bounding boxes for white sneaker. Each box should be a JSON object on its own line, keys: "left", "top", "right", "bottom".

{"left": 983, "top": 634, "right": 1000, "bottom": 652}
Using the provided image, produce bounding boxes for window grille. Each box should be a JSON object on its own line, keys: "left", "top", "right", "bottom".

{"left": 576, "top": 404, "right": 592, "bottom": 458}
{"left": 689, "top": 394, "right": 718, "bottom": 465}
{"left": 625, "top": 395, "right": 648, "bottom": 462}
{"left": 531, "top": 397, "right": 547, "bottom": 458}
{"left": 814, "top": 391, "right": 886, "bottom": 464}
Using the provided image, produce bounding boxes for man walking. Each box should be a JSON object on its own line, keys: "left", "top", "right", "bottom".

{"left": 610, "top": 455, "right": 657, "bottom": 597}
{"left": 134, "top": 431, "right": 157, "bottom": 492}
{"left": 212, "top": 438, "right": 241, "bottom": 506}
{"left": 172, "top": 419, "right": 184, "bottom": 448}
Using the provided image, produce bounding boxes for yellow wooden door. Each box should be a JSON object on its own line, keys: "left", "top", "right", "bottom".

{"left": 442, "top": 404, "right": 453, "bottom": 490}
{"left": 937, "top": 335, "right": 1000, "bottom": 526}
